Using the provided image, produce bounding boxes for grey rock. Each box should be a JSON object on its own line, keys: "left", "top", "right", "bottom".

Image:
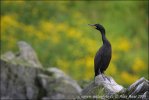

{"left": 95, "top": 75, "right": 123, "bottom": 94}
{"left": 1, "top": 51, "right": 15, "bottom": 61}
{"left": 82, "top": 75, "right": 124, "bottom": 99}
{"left": 0, "top": 59, "right": 39, "bottom": 99}
{"left": 17, "top": 41, "right": 42, "bottom": 68}
{"left": 81, "top": 75, "right": 149, "bottom": 100}
{"left": 81, "top": 81, "right": 97, "bottom": 95}
{"left": 48, "top": 67, "right": 82, "bottom": 93}
{"left": 142, "top": 91, "right": 149, "bottom": 100}
{"left": 1, "top": 96, "right": 12, "bottom": 100}
{"left": 127, "top": 77, "right": 146, "bottom": 94}
{"left": 37, "top": 74, "right": 50, "bottom": 89}
{"left": 37, "top": 68, "right": 82, "bottom": 99}
{"left": 0, "top": 41, "right": 42, "bottom": 68}
{"left": 130, "top": 81, "right": 149, "bottom": 95}
{"left": 26, "top": 86, "right": 35, "bottom": 99}
{"left": 0, "top": 59, "right": 81, "bottom": 100}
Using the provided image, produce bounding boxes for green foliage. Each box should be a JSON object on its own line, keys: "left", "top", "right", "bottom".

{"left": 1, "top": 0, "right": 148, "bottom": 86}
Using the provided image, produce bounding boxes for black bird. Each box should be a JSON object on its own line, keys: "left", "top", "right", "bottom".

{"left": 89, "top": 24, "right": 112, "bottom": 79}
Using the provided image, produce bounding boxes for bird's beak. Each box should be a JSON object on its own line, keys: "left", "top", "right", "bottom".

{"left": 88, "top": 24, "right": 97, "bottom": 29}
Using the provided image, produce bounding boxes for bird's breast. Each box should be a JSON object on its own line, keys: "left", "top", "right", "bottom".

{"left": 102, "top": 45, "right": 112, "bottom": 57}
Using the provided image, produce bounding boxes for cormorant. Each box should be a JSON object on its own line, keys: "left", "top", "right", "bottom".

{"left": 89, "top": 24, "right": 112, "bottom": 79}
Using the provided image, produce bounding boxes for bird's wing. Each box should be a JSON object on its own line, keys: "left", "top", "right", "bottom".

{"left": 94, "top": 51, "right": 102, "bottom": 76}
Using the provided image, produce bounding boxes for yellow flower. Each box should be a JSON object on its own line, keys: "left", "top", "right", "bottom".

{"left": 56, "top": 58, "right": 69, "bottom": 73}
{"left": 84, "top": 56, "right": 94, "bottom": 79}
{"left": 121, "top": 71, "right": 138, "bottom": 85}
{"left": 23, "top": 24, "right": 49, "bottom": 41}
{"left": 24, "top": 25, "right": 36, "bottom": 37}
{"left": 1, "top": 15, "right": 19, "bottom": 48}
{"left": 117, "top": 37, "right": 131, "bottom": 52}
{"left": 111, "top": 52, "right": 119, "bottom": 61}
{"left": 67, "top": 28, "right": 76, "bottom": 38}
{"left": 1, "top": 15, "right": 19, "bottom": 32}
{"left": 57, "top": 23, "right": 68, "bottom": 32}
{"left": 36, "top": 32, "right": 48, "bottom": 40}
{"left": 79, "top": 38, "right": 98, "bottom": 54}
{"left": 85, "top": 56, "right": 94, "bottom": 69}
{"left": 132, "top": 58, "right": 146, "bottom": 73}
{"left": 67, "top": 28, "right": 82, "bottom": 39}
{"left": 51, "top": 35, "right": 60, "bottom": 44}
{"left": 106, "top": 63, "right": 117, "bottom": 75}
{"left": 40, "top": 21, "right": 54, "bottom": 32}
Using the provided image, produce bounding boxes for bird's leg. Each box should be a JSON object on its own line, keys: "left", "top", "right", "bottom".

{"left": 102, "top": 74, "right": 106, "bottom": 81}
{"left": 105, "top": 76, "right": 111, "bottom": 82}
{"left": 98, "top": 69, "right": 106, "bottom": 81}
{"left": 102, "top": 73, "right": 111, "bottom": 82}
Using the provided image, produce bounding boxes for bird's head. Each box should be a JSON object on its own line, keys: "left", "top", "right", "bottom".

{"left": 88, "top": 24, "right": 105, "bottom": 34}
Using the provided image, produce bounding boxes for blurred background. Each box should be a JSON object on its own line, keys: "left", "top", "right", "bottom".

{"left": 1, "top": 0, "right": 148, "bottom": 86}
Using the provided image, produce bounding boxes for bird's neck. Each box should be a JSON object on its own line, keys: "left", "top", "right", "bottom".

{"left": 101, "top": 32, "right": 110, "bottom": 45}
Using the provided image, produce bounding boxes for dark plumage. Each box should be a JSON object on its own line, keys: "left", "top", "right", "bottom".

{"left": 89, "top": 24, "right": 112, "bottom": 77}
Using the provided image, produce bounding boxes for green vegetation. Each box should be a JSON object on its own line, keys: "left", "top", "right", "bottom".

{"left": 1, "top": 0, "right": 148, "bottom": 86}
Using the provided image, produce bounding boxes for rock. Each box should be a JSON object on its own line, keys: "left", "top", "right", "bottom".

{"left": 37, "top": 68, "right": 82, "bottom": 99}
{"left": 141, "top": 91, "right": 149, "bottom": 100}
{"left": 127, "top": 77, "right": 146, "bottom": 94}
{"left": 1, "top": 51, "right": 15, "bottom": 61}
{"left": 126, "top": 78, "right": 149, "bottom": 99}
{"left": 81, "top": 74, "right": 124, "bottom": 99}
{"left": 1, "top": 41, "right": 42, "bottom": 68}
{"left": 47, "top": 68, "right": 82, "bottom": 93}
{"left": 0, "top": 59, "right": 39, "bottom": 99}
{"left": 130, "top": 81, "right": 149, "bottom": 95}
{"left": 17, "top": 41, "right": 42, "bottom": 68}
{"left": 0, "top": 59, "right": 81, "bottom": 99}
{"left": 1, "top": 97, "right": 12, "bottom": 100}
{"left": 80, "top": 75, "right": 149, "bottom": 100}
{"left": 127, "top": 77, "right": 149, "bottom": 95}
{"left": 95, "top": 75, "right": 123, "bottom": 94}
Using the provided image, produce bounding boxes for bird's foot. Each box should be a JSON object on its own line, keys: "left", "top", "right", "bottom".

{"left": 102, "top": 74, "right": 111, "bottom": 82}
{"left": 106, "top": 76, "right": 111, "bottom": 82}
{"left": 101, "top": 74, "right": 106, "bottom": 81}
